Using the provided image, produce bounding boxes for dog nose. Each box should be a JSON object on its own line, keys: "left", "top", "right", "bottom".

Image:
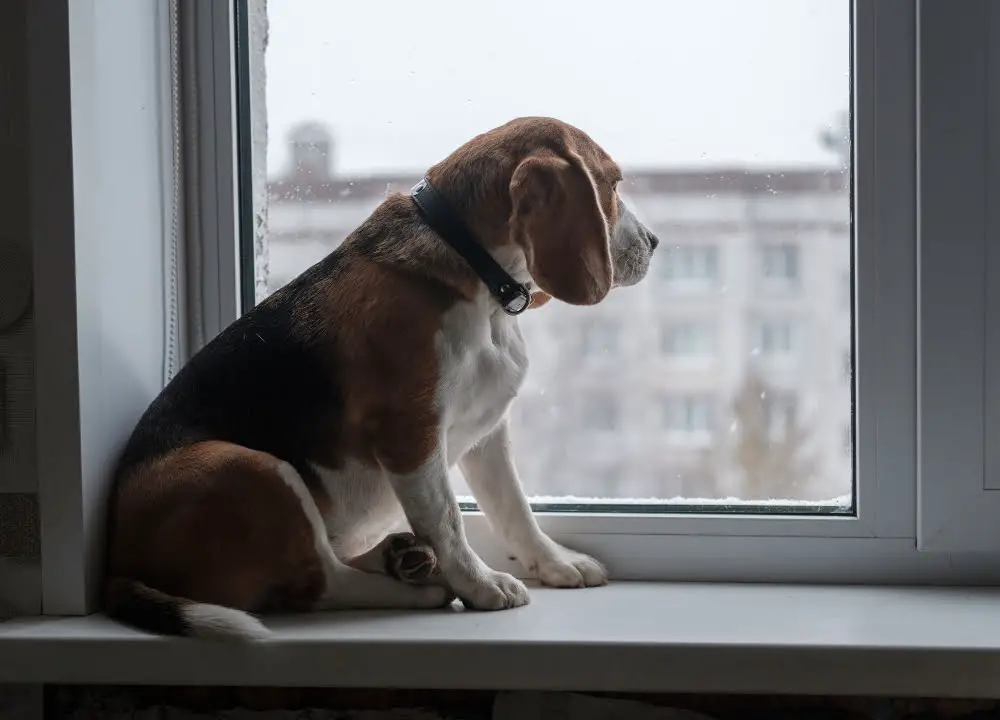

{"left": 647, "top": 230, "right": 660, "bottom": 251}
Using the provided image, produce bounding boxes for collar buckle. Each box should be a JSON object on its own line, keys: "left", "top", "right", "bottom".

{"left": 498, "top": 283, "right": 532, "bottom": 315}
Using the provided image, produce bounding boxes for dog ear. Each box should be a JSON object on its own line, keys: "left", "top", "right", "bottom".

{"left": 509, "top": 150, "right": 613, "bottom": 306}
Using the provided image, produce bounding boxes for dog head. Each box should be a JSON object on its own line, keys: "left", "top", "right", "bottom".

{"left": 426, "top": 117, "right": 659, "bottom": 307}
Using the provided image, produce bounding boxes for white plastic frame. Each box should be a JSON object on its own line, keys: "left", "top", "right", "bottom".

{"left": 917, "top": 0, "right": 1000, "bottom": 552}
{"left": 32, "top": 0, "right": 175, "bottom": 615}
{"left": 31, "top": 0, "right": 245, "bottom": 617}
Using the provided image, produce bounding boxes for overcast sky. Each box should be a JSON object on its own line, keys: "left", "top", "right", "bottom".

{"left": 264, "top": 0, "right": 849, "bottom": 177}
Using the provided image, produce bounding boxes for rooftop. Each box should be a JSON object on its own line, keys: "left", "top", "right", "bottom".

{"left": 269, "top": 167, "right": 848, "bottom": 204}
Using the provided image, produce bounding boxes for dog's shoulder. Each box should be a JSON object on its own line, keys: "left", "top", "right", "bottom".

{"left": 117, "top": 196, "right": 473, "bottom": 476}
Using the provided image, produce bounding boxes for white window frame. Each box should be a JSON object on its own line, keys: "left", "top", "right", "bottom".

{"left": 759, "top": 241, "right": 801, "bottom": 292}
{"left": 917, "top": 0, "right": 1000, "bottom": 552}
{"left": 31, "top": 0, "right": 243, "bottom": 615}
{"left": 29, "top": 0, "right": 1000, "bottom": 621}
{"left": 31, "top": 0, "right": 181, "bottom": 615}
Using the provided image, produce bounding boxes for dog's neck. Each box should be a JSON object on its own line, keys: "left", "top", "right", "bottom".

{"left": 354, "top": 194, "right": 536, "bottom": 312}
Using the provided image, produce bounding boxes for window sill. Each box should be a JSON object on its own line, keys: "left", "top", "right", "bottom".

{"left": 3, "top": 582, "right": 1000, "bottom": 697}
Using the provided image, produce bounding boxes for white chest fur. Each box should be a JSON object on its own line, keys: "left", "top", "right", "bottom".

{"left": 312, "top": 296, "right": 529, "bottom": 557}
{"left": 436, "top": 297, "right": 530, "bottom": 466}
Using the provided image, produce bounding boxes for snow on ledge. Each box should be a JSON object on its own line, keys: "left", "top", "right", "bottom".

{"left": 456, "top": 493, "right": 852, "bottom": 509}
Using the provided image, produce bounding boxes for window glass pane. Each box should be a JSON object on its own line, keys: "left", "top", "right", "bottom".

{"left": 249, "top": 0, "right": 852, "bottom": 512}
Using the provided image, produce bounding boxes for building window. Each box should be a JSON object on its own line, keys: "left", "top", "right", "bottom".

{"left": 755, "top": 320, "right": 796, "bottom": 357}
{"left": 661, "top": 394, "right": 716, "bottom": 443}
{"left": 761, "top": 243, "right": 800, "bottom": 283}
{"left": 660, "top": 245, "right": 719, "bottom": 285}
{"left": 660, "top": 322, "right": 714, "bottom": 358}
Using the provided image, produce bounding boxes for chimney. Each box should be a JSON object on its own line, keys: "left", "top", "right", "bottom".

{"left": 287, "top": 121, "right": 334, "bottom": 180}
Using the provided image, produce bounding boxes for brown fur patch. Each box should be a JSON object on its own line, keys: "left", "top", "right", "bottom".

{"left": 108, "top": 441, "right": 327, "bottom": 612}
{"left": 288, "top": 231, "right": 462, "bottom": 475}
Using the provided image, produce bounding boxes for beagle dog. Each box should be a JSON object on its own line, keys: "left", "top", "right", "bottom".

{"left": 105, "top": 117, "right": 659, "bottom": 640}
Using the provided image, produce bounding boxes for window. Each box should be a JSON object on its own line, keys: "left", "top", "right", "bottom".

{"left": 755, "top": 320, "right": 797, "bottom": 358}
{"left": 761, "top": 243, "right": 800, "bottom": 284}
{"left": 660, "top": 245, "right": 719, "bottom": 286}
{"left": 256, "top": 0, "right": 845, "bottom": 511}
{"left": 661, "top": 394, "right": 715, "bottom": 445}
{"left": 660, "top": 322, "right": 714, "bottom": 359}
{"left": 33, "top": 0, "right": 1000, "bottom": 626}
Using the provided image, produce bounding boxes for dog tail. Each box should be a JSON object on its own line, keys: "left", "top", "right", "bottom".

{"left": 105, "top": 577, "right": 271, "bottom": 642}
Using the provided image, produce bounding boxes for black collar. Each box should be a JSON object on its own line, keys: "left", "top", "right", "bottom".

{"left": 410, "top": 178, "right": 532, "bottom": 315}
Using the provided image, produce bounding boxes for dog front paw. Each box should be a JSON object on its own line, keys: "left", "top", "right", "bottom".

{"left": 457, "top": 570, "right": 530, "bottom": 611}
{"left": 526, "top": 543, "right": 608, "bottom": 588}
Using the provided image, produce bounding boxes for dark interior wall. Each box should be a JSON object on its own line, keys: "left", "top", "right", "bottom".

{"left": 0, "top": 0, "right": 41, "bottom": 616}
